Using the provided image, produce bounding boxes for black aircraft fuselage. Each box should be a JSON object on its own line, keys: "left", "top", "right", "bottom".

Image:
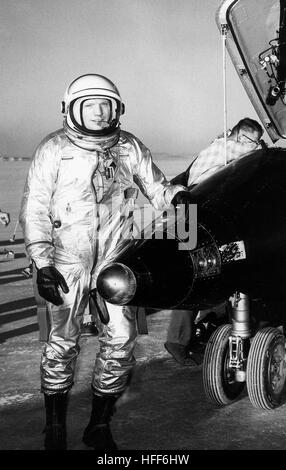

{"left": 97, "top": 148, "right": 286, "bottom": 316}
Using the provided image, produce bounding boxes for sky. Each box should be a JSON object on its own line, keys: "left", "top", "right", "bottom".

{"left": 1, "top": 0, "right": 282, "bottom": 159}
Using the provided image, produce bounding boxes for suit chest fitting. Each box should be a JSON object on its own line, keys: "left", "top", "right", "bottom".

{"left": 55, "top": 148, "right": 134, "bottom": 205}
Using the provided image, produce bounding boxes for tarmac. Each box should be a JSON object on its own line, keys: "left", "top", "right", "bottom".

{"left": 1, "top": 160, "right": 286, "bottom": 460}
{"left": 1, "top": 236, "right": 286, "bottom": 457}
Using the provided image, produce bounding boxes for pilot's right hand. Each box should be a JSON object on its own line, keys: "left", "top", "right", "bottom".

{"left": 171, "top": 190, "right": 193, "bottom": 207}
{"left": 37, "top": 266, "right": 69, "bottom": 306}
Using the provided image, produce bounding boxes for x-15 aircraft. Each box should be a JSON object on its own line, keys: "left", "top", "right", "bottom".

{"left": 96, "top": 0, "right": 286, "bottom": 411}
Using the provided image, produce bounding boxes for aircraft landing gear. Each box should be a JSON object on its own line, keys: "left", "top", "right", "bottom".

{"left": 203, "top": 293, "right": 286, "bottom": 410}
{"left": 203, "top": 292, "right": 250, "bottom": 405}
{"left": 246, "top": 327, "right": 286, "bottom": 409}
{"left": 203, "top": 324, "right": 246, "bottom": 405}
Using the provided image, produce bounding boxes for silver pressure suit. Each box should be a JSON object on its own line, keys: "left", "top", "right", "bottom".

{"left": 20, "top": 128, "right": 182, "bottom": 395}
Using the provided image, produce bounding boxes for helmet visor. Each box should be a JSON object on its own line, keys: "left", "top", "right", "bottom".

{"left": 69, "top": 96, "right": 120, "bottom": 135}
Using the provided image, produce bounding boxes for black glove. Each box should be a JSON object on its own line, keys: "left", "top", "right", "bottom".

{"left": 171, "top": 190, "right": 193, "bottom": 207}
{"left": 37, "top": 266, "right": 69, "bottom": 306}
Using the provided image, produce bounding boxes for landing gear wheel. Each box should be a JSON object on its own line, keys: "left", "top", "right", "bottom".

{"left": 203, "top": 324, "right": 245, "bottom": 405}
{"left": 246, "top": 327, "right": 286, "bottom": 409}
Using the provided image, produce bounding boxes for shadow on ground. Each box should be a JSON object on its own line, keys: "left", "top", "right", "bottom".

{"left": 0, "top": 239, "right": 25, "bottom": 247}
{"left": 1, "top": 351, "right": 286, "bottom": 451}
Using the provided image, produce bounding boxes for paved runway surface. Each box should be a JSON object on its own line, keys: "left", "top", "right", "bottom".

{"left": 1, "top": 237, "right": 286, "bottom": 453}
{"left": 1, "top": 160, "right": 286, "bottom": 457}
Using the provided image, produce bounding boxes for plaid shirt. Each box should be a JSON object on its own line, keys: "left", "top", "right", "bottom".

{"left": 187, "top": 137, "right": 257, "bottom": 186}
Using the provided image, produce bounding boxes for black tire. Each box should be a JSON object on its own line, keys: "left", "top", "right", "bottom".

{"left": 246, "top": 327, "right": 286, "bottom": 409}
{"left": 203, "top": 324, "right": 245, "bottom": 405}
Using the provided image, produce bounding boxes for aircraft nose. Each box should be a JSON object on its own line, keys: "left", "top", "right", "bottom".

{"left": 96, "top": 262, "right": 137, "bottom": 305}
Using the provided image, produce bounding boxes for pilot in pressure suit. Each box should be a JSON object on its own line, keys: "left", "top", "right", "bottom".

{"left": 19, "top": 74, "right": 186, "bottom": 450}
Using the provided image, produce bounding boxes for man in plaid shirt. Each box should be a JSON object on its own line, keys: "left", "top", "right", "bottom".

{"left": 188, "top": 117, "right": 263, "bottom": 185}
{"left": 171, "top": 117, "right": 264, "bottom": 190}
{"left": 165, "top": 117, "right": 264, "bottom": 366}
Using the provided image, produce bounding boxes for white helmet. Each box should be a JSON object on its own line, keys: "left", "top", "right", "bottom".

{"left": 62, "top": 74, "right": 125, "bottom": 138}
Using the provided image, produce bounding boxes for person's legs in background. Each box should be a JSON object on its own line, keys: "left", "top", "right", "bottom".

{"left": 164, "top": 302, "right": 231, "bottom": 366}
{"left": 81, "top": 298, "right": 99, "bottom": 337}
{"left": 164, "top": 309, "right": 199, "bottom": 366}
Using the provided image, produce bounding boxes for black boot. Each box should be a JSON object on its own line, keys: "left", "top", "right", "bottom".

{"left": 44, "top": 392, "right": 68, "bottom": 450}
{"left": 82, "top": 394, "right": 119, "bottom": 450}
